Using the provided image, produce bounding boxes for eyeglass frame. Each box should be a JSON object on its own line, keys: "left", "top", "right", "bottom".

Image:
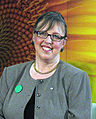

{"left": 34, "top": 30, "right": 66, "bottom": 42}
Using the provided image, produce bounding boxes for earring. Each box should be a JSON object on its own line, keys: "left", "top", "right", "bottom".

{"left": 60, "top": 48, "right": 64, "bottom": 52}
{"left": 32, "top": 41, "right": 34, "bottom": 46}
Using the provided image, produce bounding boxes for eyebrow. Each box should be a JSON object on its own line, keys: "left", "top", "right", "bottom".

{"left": 47, "top": 32, "right": 63, "bottom": 37}
{"left": 51, "top": 32, "right": 61, "bottom": 34}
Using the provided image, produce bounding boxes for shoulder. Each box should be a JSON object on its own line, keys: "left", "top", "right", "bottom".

{"left": 2, "top": 61, "right": 34, "bottom": 87}
{"left": 58, "top": 60, "right": 89, "bottom": 93}
{"left": 59, "top": 60, "right": 84, "bottom": 74}
{"left": 59, "top": 60, "right": 88, "bottom": 81}
{"left": 7, "top": 60, "right": 33, "bottom": 70}
{"left": 5, "top": 60, "right": 34, "bottom": 77}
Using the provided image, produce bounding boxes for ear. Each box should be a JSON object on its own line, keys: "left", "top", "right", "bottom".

{"left": 62, "top": 39, "right": 66, "bottom": 48}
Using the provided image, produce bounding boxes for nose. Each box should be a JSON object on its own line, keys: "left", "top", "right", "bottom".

{"left": 44, "top": 35, "right": 52, "bottom": 44}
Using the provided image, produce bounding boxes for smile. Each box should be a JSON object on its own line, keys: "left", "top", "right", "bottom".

{"left": 41, "top": 45, "right": 53, "bottom": 52}
{"left": 42, "top": 47, "right": 52, "bottom": 51}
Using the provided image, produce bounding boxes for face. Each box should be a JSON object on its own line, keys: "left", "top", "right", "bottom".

{"left": 33, "top": 22, "right": 66, "bottom": 61}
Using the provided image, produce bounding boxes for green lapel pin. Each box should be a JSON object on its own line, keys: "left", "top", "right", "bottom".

{"left": 15, "top": 85, "right": 23, "bottom": 93}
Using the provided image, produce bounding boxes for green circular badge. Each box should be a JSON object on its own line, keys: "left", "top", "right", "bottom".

{"left": 15, "top": 85, "right": 23, "bottom": 93}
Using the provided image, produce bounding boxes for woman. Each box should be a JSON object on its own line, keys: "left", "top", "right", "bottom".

{"left": 0, "top": 11, "right": 92, "bottom": 119}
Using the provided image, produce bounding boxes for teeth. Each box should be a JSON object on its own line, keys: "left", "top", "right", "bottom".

{"left": 42, "top": 47, "right": 51, "bottom": 51}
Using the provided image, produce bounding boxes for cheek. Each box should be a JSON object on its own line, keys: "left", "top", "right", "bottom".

{"left": 53, "top": 42, "right": 62, "bottom": 51}
{"left": 35, "top": 37, "right": 43, "bottom": 46}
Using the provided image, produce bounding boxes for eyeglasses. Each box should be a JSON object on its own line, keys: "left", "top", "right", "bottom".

{"left": 34, "top": 30, "right": 65, "bottom": 42}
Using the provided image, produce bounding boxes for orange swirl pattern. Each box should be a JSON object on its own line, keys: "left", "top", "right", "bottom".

{"left": 0, "top": 0, "right": 48, "bottom": 75}
{"left": 0, "top": 0, "right": 96, "bottom": 102}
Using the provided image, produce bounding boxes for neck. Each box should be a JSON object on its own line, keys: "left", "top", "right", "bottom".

{"left": 35, "top": 56, "right": 60, "bottom": 74}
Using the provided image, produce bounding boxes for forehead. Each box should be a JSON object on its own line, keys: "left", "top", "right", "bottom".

{"left": 37, "top": 21, "right": 65, "bottom": 35}
{"left": 45, "top": 23, "right": 65, "bottom": 36}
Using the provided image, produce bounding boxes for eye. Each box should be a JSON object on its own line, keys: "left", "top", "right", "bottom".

{"left": 52, "top": 34, "right": 60, "bottom": 39}
{"left": 38, "top": 31, "right": 46, "bottom": 36}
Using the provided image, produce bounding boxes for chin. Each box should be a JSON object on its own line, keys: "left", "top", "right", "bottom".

{"left": 36, "top": 50, "right": 60, "bottom": 61}
{"left": 40, "top": 55, "right": 52, "bottom": 61}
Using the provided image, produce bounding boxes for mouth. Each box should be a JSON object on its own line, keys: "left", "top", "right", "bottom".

{"left": 41, "top": 45, "right": 53, "bottom": 52}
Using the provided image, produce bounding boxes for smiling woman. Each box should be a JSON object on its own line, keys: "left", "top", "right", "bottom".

{"left": 0, "top": 11, "right": 92, "bottom": 119}
{"left": 31, "top": 22, "right": 66, "bottom": 78}
{"left": 33, "top": 22, "right": 65, "bottom": 62}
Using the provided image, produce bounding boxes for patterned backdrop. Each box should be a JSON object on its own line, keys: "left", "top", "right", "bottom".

{"left": 0, "top": 0, "right": 96, "bottom": 102}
